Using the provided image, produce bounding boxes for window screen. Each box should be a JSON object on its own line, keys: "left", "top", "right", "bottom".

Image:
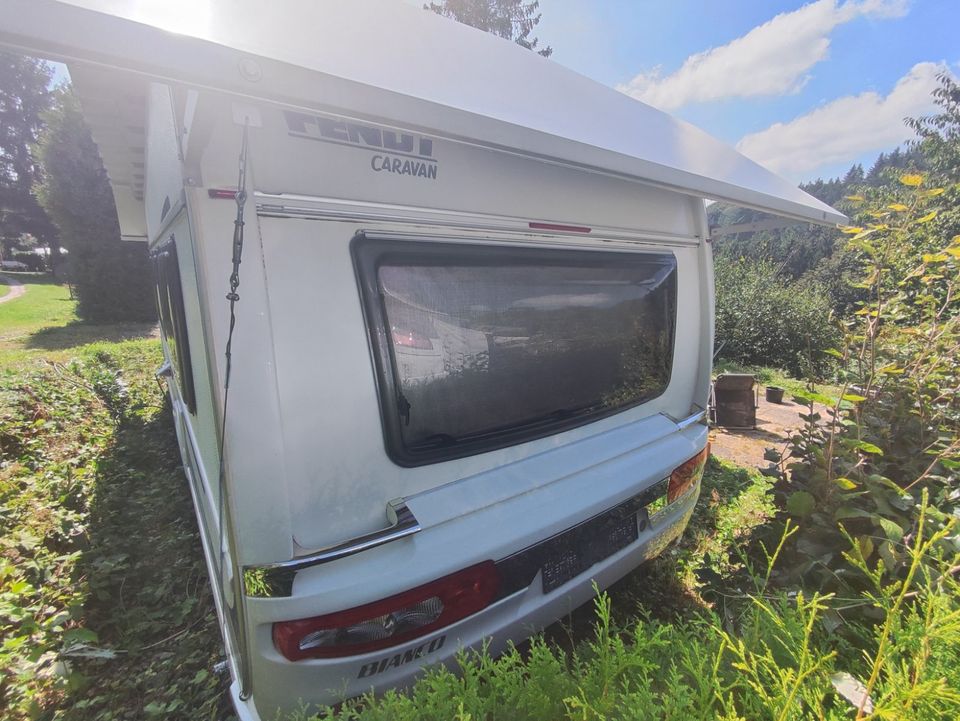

{"left": 354, "top": 238, "right": 677, "bottom": 466}
{"left": 151, "top": 237, "right": 197, "bottom": 413}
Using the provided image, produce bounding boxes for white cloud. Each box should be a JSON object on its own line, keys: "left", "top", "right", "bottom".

{"left": 617, "top": 0, "right": 908, "bottom": 110}
{"left": 736, "top": 62, "right": 948, "bottom": 178}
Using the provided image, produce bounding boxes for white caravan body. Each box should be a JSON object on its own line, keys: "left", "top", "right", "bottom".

{"left": 0, "top": 1, "right": 845, "bottom": 718}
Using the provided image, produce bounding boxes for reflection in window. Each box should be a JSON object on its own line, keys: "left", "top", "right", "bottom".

{"left": 362, "top": 241, "right": 677, "bottom": 462}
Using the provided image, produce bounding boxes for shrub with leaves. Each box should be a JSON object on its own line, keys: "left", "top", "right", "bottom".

{"left": 764, "top": 174, "right": 960, "bottom": 600}
{"left": 714, "top": 255, "right": 839, "bottom": 376}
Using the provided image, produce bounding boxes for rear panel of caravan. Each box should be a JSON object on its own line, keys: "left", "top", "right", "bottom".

{"left": 150, "top": 88, "right": 712, "bottom": 717}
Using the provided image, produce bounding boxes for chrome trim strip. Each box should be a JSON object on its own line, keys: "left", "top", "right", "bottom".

{"left": 665, "top": 406, "right": 708, "bottom": 431}
{"left": 253, "top": 192, "right": 701, "bottom": 247}
{"left": 242, "top": 499, "right": 421, "bottom": 598}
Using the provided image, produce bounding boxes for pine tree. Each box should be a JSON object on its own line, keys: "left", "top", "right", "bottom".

{"left": 425, "top": 0, "right": 553, "bottom": 57}
{"left": 842, "top": 163, "right": 865, "bottom": 186}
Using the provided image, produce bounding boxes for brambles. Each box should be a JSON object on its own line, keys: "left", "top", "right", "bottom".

{"left": 0, "top": 342, "right": 226, "bottom": 720}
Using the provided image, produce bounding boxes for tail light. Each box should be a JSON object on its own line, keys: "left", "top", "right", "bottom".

{"left": 272, "top": 561, "right": 499, "bottom": 661}
{"left": 667, "top": 444, "right": 710, "bottom": 503}
{"left": 207, "top": 188, "right": 238, "bottom": 199}
{"left": 391, "top": 327, "right": 433, "bottom": 350}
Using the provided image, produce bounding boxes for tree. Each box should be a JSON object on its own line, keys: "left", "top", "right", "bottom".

{"left": 36, "top": 88, "right": 155, "bottom": 322}
{"left": 908, "top": 71, "right": 960, "bottom": 181}
{"left": 0, "top": 52, "right": 59, "bottom": 265}
{"left": 908, "top": 71, "right": 960, "bottom": 239}
{"left": 842, "top": 163, "right": 864, "bottom": 186}
{"left": 425, "top": 0, "right": 553, "bottom": 57}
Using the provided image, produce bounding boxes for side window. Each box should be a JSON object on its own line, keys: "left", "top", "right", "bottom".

{"left": 151, "top": 236, "right": 197, "bottom": 413}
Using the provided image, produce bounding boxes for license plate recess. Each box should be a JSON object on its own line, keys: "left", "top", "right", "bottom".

{"left": 495, "top": 479, "right": 669, "bottom": 597}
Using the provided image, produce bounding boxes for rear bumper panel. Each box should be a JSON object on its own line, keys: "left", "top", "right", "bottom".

{"left": 238, "top": 480, "right": 700, "bottom": 719}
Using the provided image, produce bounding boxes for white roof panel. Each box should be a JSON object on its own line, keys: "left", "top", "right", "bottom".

{"left": 0, "top": 0, "right": 846, "bottom": 226}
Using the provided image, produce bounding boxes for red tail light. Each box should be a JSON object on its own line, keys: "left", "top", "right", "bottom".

{"left": 528, "top": 221, "right": 592, "bottom": 234}
{"left": 207, "top": 188, "right": 239, "bottom": 199}
{"left": 272, "top": 561, "right": 499, "bottom": 661}
{"left": 667, "top": 444, "right": 709, "bottom": 503}
{"left": 391, "top": 327, "right": 434, "bottom": 350}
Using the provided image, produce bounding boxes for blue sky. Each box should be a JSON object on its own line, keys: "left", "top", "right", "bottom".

{"left": 533, "top": 0, "right": 958, "bottom": 182}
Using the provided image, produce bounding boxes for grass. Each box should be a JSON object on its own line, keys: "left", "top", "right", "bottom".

{"left": 0, "top": 274, "right": 155, "bottom": 369}
{"left": 0, "top": 273, "right": 75, "bottom": 329}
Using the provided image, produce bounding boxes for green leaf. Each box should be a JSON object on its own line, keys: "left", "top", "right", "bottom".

{"left": 835, "top": 477, "right": 858, "bottom": 490}
{"left": 842, "top": 394, "right": 867, "bottom": 403}
{"left": 855, "top": 441, "right": 883, "bottom": 456}
{"left": 835, "top": 506, "right": 874, "bottom": 521}
{"left": 876, "top": 517, "right": 904, "bottom": 542}
{"left": 786, "top": 491, "right": 816, "bottom": 518}
{"left": 63, "top": 627, "right": 98, "bottom": 645}
{"left": 890, "top": 494, "right": 914, "bottom": 511}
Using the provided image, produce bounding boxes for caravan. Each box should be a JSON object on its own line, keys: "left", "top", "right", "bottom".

{"left": 0, "top": 1, "right": 845, "bottom": 718}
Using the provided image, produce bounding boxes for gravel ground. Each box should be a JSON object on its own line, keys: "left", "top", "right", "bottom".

{"left": 710, "top": 389, "right": 826, "bottom": 470}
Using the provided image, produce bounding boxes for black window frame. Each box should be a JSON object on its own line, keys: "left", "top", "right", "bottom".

{"left": 151, "top": 235, "right": 197, "bottom": 414}
{"left": 352, "top": 234, "right": 678, "bottom": 467}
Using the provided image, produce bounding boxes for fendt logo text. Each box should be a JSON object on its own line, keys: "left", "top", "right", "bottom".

{"left": 285, "top": 110, "right": 438, "bottom": 180}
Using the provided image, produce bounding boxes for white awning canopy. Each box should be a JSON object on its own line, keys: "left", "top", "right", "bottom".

{"left": 0, "top": 0, "right": 847, "bottom": 229}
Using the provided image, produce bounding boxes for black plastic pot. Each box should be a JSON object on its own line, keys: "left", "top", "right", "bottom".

{"left": 765, "top": 386, "right": 785, "bottom": 404}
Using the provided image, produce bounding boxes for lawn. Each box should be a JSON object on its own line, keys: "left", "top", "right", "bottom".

{"left": 0, "top": 273, "right": 75, "bottom": 330}
{"left": 0, "top": 274, "right": 156, "bottom": 369}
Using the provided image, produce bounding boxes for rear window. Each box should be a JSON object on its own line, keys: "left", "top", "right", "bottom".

{"left": 353, "top": 238, "right": 677, "bottom": 466}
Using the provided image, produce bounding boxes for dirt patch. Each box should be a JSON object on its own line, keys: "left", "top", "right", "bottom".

{"left": 710, "top": 390, "right": 825, "bottom": 470}
{"left": 0, "top": 274, "right": 26, "bottom": 304}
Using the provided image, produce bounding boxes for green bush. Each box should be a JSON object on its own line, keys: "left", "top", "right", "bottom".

{"left": 765, "top": 176, "right": 960, "bottom": 601}
{"left": 714, "top": 255, "right": 838, "bottom": 377}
